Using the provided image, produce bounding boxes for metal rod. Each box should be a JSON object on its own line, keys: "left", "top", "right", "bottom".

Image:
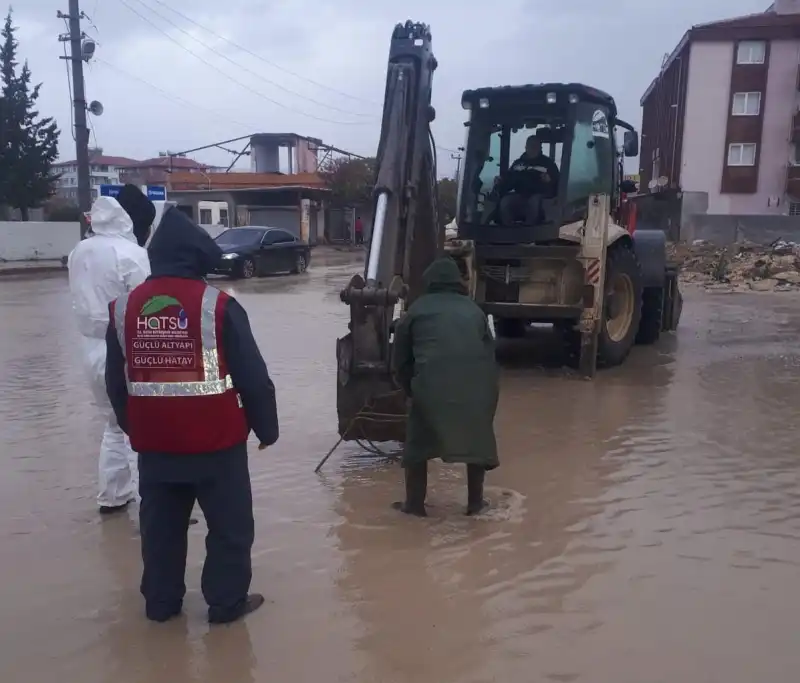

{"left": 366, "top": 192, "right": 389, "bottom": 283}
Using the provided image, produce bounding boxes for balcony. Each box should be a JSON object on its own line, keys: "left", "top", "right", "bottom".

{"left": 787, "top": 164, "right": 800, "bottom": 198}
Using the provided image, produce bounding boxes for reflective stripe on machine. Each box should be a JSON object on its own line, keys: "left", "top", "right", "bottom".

{"left": 115, "top": 286, "right": 234, "bottom": 397}
{"left": 585, "top": 259, "right": 601, "bottom": 285}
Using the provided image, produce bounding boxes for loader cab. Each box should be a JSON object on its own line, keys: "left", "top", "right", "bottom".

{"left": 457, "top": 83, "right": 638, "bottom": 245}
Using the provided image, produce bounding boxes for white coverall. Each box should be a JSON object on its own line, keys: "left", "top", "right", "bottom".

{"left": 68, "top": 196, "right": 151, "bottom": 509}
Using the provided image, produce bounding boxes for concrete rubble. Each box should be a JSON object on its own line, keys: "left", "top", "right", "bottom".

{"left": 668, "top": 240, "right": 800, "bottom": 293}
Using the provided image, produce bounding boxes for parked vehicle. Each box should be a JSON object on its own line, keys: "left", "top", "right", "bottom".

{"left": 213, "top": 226, "right": 311, "bottom": 279}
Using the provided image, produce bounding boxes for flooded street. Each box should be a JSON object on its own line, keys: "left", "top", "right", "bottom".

{"left": 2, "top": 249, "right": 800, "bottom": 683}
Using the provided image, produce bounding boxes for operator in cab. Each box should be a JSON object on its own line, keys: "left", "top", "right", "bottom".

{"left": 392, "top": 256, "right": 500, "bottom": 517}
{"left": 105, "top": 207, "right": 279, "bottom": 624}
{"left": 495, "top": 135, "right": 560, "bottom": 226}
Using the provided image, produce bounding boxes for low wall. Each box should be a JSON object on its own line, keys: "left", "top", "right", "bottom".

{"left": 0, "top": 221, "right": 81, "bottom": 261}
{"left": 682, "top": 214, "right": 800, "bottom": 245}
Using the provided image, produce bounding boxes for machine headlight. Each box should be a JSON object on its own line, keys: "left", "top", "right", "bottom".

{"left": 546, "top": 92, "right": 557, "bottom": 104}
{"left": 221, "top": 253, "right": 238, "bottom": 259}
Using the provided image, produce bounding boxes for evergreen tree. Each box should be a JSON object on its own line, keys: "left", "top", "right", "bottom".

{"left": 0, "top": 10, "right": 60, "bottom": 220}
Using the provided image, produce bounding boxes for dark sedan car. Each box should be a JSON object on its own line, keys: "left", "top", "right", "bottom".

{"left": 213, "top": 226, "right": 311, "bottom": 279}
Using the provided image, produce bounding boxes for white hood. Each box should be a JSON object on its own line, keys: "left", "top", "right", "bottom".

{"left": 90, "top": 196, "right": 136, "bottom": 242}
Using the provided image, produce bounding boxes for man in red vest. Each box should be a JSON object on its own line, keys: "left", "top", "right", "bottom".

{"left": 105, "top": 207, "right": 279, "bottom": 624}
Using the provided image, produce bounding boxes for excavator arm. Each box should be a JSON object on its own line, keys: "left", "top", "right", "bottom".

{"left": 335, "top": 20, "right": 441, "bottom": 444}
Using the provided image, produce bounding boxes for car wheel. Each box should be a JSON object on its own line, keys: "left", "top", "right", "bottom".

{"left": 291, "top": 251, "right": 308, "bottom": 274}
{"left": 239, "top": 257, "right": 256, "bottom": 279}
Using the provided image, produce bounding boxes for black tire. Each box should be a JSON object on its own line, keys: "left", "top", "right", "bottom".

{"left": 636, "top": 287, "right": 664, "bottom": 345}
{"left": 238, "top": 257, "right": 256, "bottom": 279}
{"left": 495, "top": 317, "right": 527, "bottom": 339}
{"left": 597, "top": 246, "right": 643, "bottom": 368}
{"left": 291, "top": 250, "right": 308, "bottom": 274}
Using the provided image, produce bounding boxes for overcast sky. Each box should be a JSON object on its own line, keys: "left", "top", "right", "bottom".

{"left": 16, "top": 0, "right": 771, "bottom": 176}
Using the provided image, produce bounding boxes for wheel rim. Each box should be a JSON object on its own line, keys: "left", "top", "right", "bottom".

{"left": 297, "top": 254, "right": 306, "bottom": 272}
{"left": 243, "top": 260, "right": 254, "bottom": 277}
{"left": 605, "top": 272, "right": 635, "bottom": 343}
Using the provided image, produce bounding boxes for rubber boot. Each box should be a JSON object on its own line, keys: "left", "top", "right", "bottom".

{"left": 466, "top": 465, "right": 487, "bottom": 516}
{"left": 391, "top": 462, "right": 428, "bottom": 517}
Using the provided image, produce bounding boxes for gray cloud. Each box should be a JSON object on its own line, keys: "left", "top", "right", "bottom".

{"left": 16, "top": 0, "right": 768, "bottom": 175}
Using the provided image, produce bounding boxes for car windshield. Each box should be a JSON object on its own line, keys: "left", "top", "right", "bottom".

{"left": 214, "top": 228, "right": 264, "bottom": 247}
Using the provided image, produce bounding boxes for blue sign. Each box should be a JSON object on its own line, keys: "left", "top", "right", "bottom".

{"left": 99, "top": 184, "right": 123, "bottom": 198}
{"left": 98, "top": 184, "right": 167, "bottom": 201}
{"left": 146, "top": 185, "right": 166, "bottom": 201}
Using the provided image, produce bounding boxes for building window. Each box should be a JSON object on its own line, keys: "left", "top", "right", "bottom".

{"left": 736, "top": 41, "right": 766, "bottom": 65}
{"left": 732, "top": 92, "right": 761, "bottom": 116}
{"left": 199, "top": 209, "right": 213, "bottom": 224}
{"left": 727, "top": 143, "right": 757, "bottom": 166}
{"left": 651, "top": 147, "right": 661, "bottom": 184}
{"left": 219, "top": 208, "right": 229, "bottom": 227}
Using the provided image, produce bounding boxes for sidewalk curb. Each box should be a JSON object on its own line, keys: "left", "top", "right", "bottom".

{"left": 0, "top": 264, "right": 67, "bottom": 276}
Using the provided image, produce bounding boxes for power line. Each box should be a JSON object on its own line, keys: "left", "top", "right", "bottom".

{"left": 131, "top": 0, "right": 376, "bottom": 118}
{"left": 148, "top": 0, "right": 380, "bottom": 107}
{"left": 94, "top": 57, "right": 257, "bottom": 131}
{"left": 88, "top": 115, "right": 99, "bottom": 149}
{"left": 116, "top": 0, "right": 370, "bottom": 126}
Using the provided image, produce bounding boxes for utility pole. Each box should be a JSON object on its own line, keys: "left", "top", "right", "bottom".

{"left": 58, "top": 1, "right": 91, "bottom": 238}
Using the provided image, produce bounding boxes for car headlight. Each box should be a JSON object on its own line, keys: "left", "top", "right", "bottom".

{"left": 221, "top": 253, "right": 238, "bottom": 260}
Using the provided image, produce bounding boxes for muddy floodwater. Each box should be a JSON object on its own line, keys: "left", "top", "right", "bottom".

{"left": 2, "top": 249, "right": 800, "bottom": 683}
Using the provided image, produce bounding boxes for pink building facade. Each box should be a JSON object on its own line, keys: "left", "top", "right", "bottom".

{"left": 640, "top": 2, "right": 800, "bottom": 216}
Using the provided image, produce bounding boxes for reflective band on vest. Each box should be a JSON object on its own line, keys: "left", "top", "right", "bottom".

{"left": 115, "top": 286, "right": 233, "bottom": 397}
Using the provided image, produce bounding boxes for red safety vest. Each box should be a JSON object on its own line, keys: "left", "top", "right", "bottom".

{"left": 110, "top": 277, "right": 249, "bottom": 454}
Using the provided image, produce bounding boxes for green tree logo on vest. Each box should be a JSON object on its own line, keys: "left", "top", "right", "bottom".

{"left": 138, "top": 295, "right": 188, "bottom": 331}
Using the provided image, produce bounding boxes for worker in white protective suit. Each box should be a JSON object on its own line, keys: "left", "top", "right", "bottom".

{"left": 68, "top": 195, "right": 152, "bottom": 514}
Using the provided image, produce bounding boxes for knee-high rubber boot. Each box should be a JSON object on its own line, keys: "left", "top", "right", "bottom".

{"left": 392, "top": 462, "right": 428, "bottom": 517}
{"left": 466, "top": 465, "right": 487, "bottom": 516}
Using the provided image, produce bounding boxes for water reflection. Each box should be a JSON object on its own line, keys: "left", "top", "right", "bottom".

{"left": 332, "top": 344, "right": 675, "bottom": 681}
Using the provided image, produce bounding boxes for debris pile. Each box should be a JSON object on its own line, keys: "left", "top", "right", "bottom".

{"left": 668, "top": 240, "right": 800, "bottom": 292}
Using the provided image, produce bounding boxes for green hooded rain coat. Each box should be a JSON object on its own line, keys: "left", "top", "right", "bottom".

{"left": 392, "top": 257, "right": 500, "bottom": 470}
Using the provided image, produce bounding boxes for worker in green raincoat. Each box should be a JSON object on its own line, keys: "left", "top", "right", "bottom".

{"left": 392, "top": 256, "right": 500, "bottom": 517}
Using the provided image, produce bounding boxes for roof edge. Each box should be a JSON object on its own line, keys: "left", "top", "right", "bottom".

{"left": 641, "top": 30, "right": 691, "bottom": 105}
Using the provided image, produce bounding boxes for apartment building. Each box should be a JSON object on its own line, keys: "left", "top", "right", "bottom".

{"left": 51, "top": 149, "right": 138, "bottom": 201}
{"left": 640, "top": 1, "right": 800, "bottom": 216}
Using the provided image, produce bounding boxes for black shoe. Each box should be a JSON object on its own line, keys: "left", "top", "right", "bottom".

{"left": 98, "top": 501, "right": 131, "bottom": 515}
{"left": 208, "top": 593, "right": 265, "bottom": 625}
{"left": 146, "top": 603, "right": 182, "bottom": 623}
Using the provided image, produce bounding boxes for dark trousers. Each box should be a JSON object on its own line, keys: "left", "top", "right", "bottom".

{"left": 499, "top": 193, "right": 543, "bottom": 225}
{"left": 138, "top": 443, "right": 254, "bottom": 622}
